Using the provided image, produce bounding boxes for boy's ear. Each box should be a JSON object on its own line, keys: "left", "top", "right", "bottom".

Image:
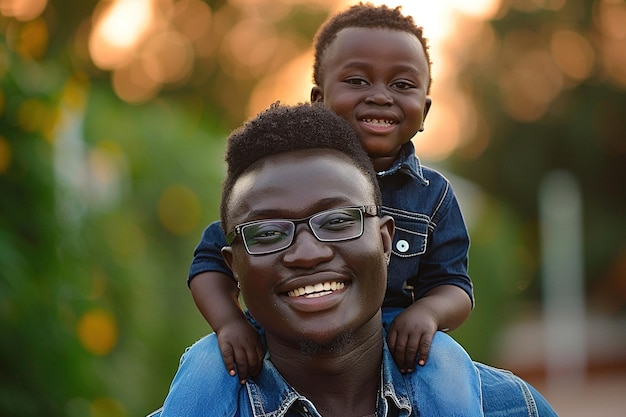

{"left": 419, "top": 97, "right": 432, "bottom": 132}
{"left": 423, "top": 97, "right": 432, "bottom": 120}
{"left": 310, "top": 86, "right": 323, "bottom": 103}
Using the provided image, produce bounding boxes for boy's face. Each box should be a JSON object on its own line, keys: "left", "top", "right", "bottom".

{"left": 222, "top": 149, "right": 392, "bottom": 349}
{"left": 312, "top": 27, "right": 431, "bottom": 170}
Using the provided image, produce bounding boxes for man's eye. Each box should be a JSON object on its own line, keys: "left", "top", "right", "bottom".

{"left": 316, "top": 212, "right": 360, "bottom": 232}
{"left": 246, "top": 224, "right": 290, "bottom": 245}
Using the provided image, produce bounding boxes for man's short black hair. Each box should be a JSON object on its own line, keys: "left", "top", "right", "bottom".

{"left": 220, "top": 102, "right": 380, "bottom": 233}
{"left": 312, "top": 2, "right": 432, "bottom": 93}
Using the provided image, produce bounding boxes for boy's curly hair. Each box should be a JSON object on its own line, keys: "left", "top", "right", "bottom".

{"left": 312, "top": 2, "right": 433, "bottom": 93}
{"left": 220, "top": 102, "right": 381, "bottom": 233}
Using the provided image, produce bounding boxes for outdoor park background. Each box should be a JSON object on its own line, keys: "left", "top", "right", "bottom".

{"left": 1, "top": 0, "right": 625, "bottom": 416}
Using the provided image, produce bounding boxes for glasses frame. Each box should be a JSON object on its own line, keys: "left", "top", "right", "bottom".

{"left": 226, "top": 205, "right": 380, "bottom": 255}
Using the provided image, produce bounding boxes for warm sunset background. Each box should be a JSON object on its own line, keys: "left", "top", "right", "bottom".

{"left": 1, "top": 0, "right": 625, "bottom": 416}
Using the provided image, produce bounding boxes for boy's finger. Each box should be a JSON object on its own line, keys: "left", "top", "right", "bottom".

{"left": 219, "top": 344, "right": 237, "bottom": 376}
{"left": 234, "top": 347, "right": 250, "bottom": 383}
{"left": 403, "top": 335, "right": 420, "bottom": 372}
{"left": 391, "top": 333, "right": 410, "bottom": 372}
{"left": 418, "top": 335, "right": 432, "bottom": 366}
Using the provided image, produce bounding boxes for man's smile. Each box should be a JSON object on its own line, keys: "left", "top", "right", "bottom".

{"left": 287, "top": 281, "right": 346, "bottom": 298}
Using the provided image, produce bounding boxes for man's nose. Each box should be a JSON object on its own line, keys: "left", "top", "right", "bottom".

{"left": 282, "top": 226, "right": 333, "bottom": 267}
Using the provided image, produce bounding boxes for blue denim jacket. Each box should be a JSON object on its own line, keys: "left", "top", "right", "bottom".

{"left": 188, "top": 141, "right": 473, "bottom": 309}
{"left": 150, "top": 331, "right": 557, "bottom": 417}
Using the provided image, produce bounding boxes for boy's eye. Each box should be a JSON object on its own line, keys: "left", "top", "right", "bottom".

{"left": 344, "top": 77, "right": 369, "bottom": 86}
{"left": 392, "top": 80, "right": 416, "bottom": 90}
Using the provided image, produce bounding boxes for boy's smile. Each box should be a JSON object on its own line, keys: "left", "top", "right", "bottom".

{"left": 312, "top": 27, "right": 432, "bottom": 171}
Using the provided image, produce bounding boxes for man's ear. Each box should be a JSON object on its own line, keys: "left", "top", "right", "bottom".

{"left": 311, "top": 85, "right": 323, "bottom": 103}
{"left": 221, "top": 246, "right": 239, "bottom": 283}
{"left": 379, "top": 215, "right": 395, "bottom": 261}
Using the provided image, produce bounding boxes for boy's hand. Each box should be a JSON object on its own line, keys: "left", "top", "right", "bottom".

{"left": 386, "top": 303, "right": 438, "bottom": 373}
{"left": 216, "top": 318, "right": 264, "bottom": 384}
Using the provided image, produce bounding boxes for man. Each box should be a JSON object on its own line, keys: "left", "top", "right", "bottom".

{"left": 152, "top": 102, "right": 557, "bottom": 417}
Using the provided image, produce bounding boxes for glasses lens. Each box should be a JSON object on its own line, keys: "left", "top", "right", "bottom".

{"left": 242, "top": 221, "right": 294, "bottom": 254}
{"left": 310, "top": 208, "right": 363, "bottom": 241}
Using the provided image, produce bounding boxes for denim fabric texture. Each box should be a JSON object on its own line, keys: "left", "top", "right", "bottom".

{"left": 149, "top": 331, "right": 557, "bottom": 417}
{"left": 188, "top": 141, "right": 473, "bottom": 308}
{"left": 376, "top": 141, "right": 473, "bottom": 308}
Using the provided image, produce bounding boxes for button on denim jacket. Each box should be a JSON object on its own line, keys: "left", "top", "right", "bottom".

{"left": 188, "top": 142, "right": 473, "bottom": 309}
{"left": 150, "top": 331, "right": 557, "bottom": 417}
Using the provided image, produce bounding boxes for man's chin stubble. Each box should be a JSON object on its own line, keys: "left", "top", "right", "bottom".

{"left": 297, "top": 330, "right": 354, "bottom": 360}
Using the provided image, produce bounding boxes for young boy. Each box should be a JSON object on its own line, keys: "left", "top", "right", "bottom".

{"left": 189, "top": 3, "right": 473, "bottom": 382}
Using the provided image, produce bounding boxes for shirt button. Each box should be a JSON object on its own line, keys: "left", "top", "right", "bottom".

{"left": 396, "top": 239, "right": 410, "bottom": 253}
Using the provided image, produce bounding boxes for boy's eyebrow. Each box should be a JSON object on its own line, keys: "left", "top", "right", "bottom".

{"left": 341, "top": 61, "right": 421, "bottom": 75}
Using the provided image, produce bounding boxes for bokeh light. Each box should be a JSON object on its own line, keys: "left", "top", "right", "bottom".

{"left": 17, "top": 98, "right": 58, "bottom": 140}
{"left": 90, "top": 397, "right": 127, "bottom": 417}
{"left": 157, "top": 184, "right": 201, "bottom": 235}
{"left": 0, "top": 135, "right": 11, "bottom": 173}
{"left": 498, "top": 29, "right": 565, "bottom": 121}
{"left": 76, "top": 308, "right": 119, "bottom": 356}
{"left": 594, "top": 0, "right": 626, "bottom": 88}
{"left": 550, "top": 30, "right": 595, "bottom": 83}
{"left": 0, "top": 0, "right": 47, "bottom": 21}
{"left": 14, "top": 16, "right": 48, "bottom": 58}
{"left": 89, "top": 0, "right": 154, "bottom": 69}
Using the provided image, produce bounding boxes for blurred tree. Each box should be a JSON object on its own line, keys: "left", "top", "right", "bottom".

{"left": 448, "top": 0, "right": 626, "bottom": 359}
{"left": 1, "top": 0, "right": 334, "bottom": 415}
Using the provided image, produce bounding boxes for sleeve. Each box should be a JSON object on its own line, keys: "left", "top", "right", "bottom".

{"left": 474, "top": 362, "right": 559, "bottom": 416}
{"left": 158, "top": 334, "right": 243, "bottom": 416}
{"left": 187, "top": 220, "right": 234, "bottom": 285}
{"left": 407, "top": 182, "right": 474, "bottom": 306}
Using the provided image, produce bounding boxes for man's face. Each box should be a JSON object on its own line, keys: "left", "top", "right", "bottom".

{"left": 312, "top": 28, "right": 431, "bottom": 169}
{"left": 222, "top": 149, "right": 393, "bottom": 349}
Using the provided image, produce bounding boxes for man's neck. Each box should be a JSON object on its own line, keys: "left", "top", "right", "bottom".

{"left": 267, "top": 323, "right": 384, "bottom": 417}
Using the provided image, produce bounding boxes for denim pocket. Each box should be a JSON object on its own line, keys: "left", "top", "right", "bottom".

{"left": 382, "top": 207, "right": 429, "bottom": 258}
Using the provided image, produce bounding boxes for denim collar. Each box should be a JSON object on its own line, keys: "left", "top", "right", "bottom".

{"left": 375, "top": 141, "right": 429, "bottom": 186}
{"left": 246, "top": 339, "right": 413, "bottom": 417}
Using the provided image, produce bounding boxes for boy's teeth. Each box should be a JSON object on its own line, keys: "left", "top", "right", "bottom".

{"left": 288, "top": 281, "right": 345, "bottom": 297}
{"left": 364, "top": 118, "right": 393, "bottom": 126}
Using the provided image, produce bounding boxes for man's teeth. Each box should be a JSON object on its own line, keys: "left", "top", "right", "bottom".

{"left": 363, "top": 118, "right": 393, "bottom": 126}
{"left": 288, "top": 282, "right": 345, "bottom": 298}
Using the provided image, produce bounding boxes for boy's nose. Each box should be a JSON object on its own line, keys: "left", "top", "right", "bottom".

{"left": 365, "top": 85, "right": 393, "bottom": 105}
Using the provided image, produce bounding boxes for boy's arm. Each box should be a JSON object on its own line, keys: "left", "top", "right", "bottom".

{"left": 416, "top": 284, "right": 472, "bottom": 332}
{"left": 190, "top": 272, "right": 264, "bottom": 383}
{"left": 190, "top": 271, "right": 243, "bottom": 333}
{"left": 387, "top": 284, "right": 471, "bottom": 373}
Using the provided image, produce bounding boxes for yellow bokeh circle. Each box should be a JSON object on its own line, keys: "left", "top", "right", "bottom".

{"left": 76, "top": 308, "right": 118, "bottom": 356}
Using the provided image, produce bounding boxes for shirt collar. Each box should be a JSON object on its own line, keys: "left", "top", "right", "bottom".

{"left": 247, "top": 339, "right": 413, "bottom": 417}
{"left": 376, "top": 141, "right": 429, "bottom": 186}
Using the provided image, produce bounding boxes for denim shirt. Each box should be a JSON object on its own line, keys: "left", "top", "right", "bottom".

{"left": 188, "top": 142, "right": 473, "bottom": 309}
{"left": 151, "top": 331, "right": 557, "bottom": 417}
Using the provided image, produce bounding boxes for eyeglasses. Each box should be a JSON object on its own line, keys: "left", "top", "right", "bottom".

{"left": 226, "top": 205, "right": 380, "bottom": 255}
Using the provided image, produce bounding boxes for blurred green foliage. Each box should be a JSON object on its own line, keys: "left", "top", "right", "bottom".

{"left": 1, "top": 0, "right": 625, "bottom": 416}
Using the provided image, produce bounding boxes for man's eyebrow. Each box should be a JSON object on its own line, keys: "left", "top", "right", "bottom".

{"left": 244, "top": 197, "right": 357, "bottom": 220}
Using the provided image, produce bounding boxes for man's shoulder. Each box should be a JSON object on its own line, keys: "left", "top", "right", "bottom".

{"left": 475, "top": 362, "right": 559, "bottom": 416}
